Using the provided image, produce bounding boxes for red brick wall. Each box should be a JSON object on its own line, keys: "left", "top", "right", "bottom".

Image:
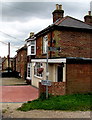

{"left": 36, "top": 30, "right": 91, "bottom": 58}
{"left": 16, "top": 49, "right": 27, "bottom": 79}
{"left": 36, "top": 33, "right": 52, "bottom": 58}
{"left": 39, "top": 82, "right": 66, "bottom": 96}
{"left": 36, "top": 37, "right": 43, "bottom": 58}
{"left": 66, "top": 63, "right": 92, "bottom": 94}
{"left": 52, "top": 30, "right": 91, "bottom": 58}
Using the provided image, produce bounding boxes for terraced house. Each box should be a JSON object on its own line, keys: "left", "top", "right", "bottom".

{"left": 26, "top": 4, "right": 92, "bottom": 95}
{"left": 16, "top": 45, "right": 27, "bottom": 79}
{"left": 0, "top": 57, "right": 2, "bottom": 72}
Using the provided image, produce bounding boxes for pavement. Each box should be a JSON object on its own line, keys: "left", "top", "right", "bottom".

{"left": 1, "top": 77, "right": 27, "bottom": 86}
{"left": 0, "top": 77, "right": 39, "bottom": 103}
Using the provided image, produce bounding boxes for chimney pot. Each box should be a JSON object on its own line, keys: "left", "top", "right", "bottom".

{"left": 59, "top": 5, "right": 62, "bottom": 10}
{"left": 88, "top": 11, "right": 91, "bottom": 16}
{"left": 52, "top": 4, "right": 64, "bottom": 23}
{"left": 56, "top": 4, "right": 59, "bottom": 10}
{"left": 30, "top": 32, "right": 34, "bottom": 38}
{"left": 84, "top": 11, "right": 92, "bottom": 25}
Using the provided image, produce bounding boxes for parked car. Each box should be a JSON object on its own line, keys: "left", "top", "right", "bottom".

{"left": 2, "top": 67, "right": 20, "bottom": 78}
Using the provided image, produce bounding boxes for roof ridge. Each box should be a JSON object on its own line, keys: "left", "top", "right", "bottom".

{"left": 55, "top": 16, "right": 68, "bottom": 25}
{"left": 65, "top": 16, "right": 91, "bottom": 26}
{"left": 55, "top": 15, "right": 91, "bottom": 27}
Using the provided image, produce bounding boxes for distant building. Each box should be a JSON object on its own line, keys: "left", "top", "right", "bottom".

{"left": 25, "top": 32, "right": 36, "bottom": 84}
{"left": 0, "top": 57, "right": 2, "bottom": 72}
{"left": 12, "top": 55, "right": 17, "bottom": 72}
{"left": 16, "top": 45, "right": 27, "bottom": 79}
{"left": 2, "top": 56, "right": 13, "bottom": 71}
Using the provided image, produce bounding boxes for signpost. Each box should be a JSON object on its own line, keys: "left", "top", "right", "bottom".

{"left": 45, "top": 40, "right": 61, "bottom": 99}
{"left": 46, "top": 43, "right": 49, "bottom": 99}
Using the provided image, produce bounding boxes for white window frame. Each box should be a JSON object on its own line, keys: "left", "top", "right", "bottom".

{"left": 30, "top": 40, "right": 36, "bottom": 55}
{"left": 56, "top": 63, "right": 66, "bottom": 82}
{"left": 27, "top": 40, "right": 36, "bottom": 56}
{"left": 34, "top": 62, "right": 43, "bottom": 78}
{"left": 43, "top": 35, "right": 48, "bottom": 54}
{"left": 27, "top": 63, "right": 32, "bottom": 79}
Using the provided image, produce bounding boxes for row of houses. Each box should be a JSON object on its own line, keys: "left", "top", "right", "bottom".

{"left": 2, "top": 4, "right": 92, "bottom": 95}
{"left": 1, "top": 45, "right": 27, "bottom": 79}
{"left": 0, "top": 57, "right": 2, "bottom": 72}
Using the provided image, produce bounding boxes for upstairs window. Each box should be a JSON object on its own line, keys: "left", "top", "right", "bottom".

{"left": 43, "top": 35, "right": 48, "bottom": 54}
{"left": 31, "top": 40, "right": 36, "bottom": 55}
{"left": 27, "top": 40, "right": 36, "bottom": 55}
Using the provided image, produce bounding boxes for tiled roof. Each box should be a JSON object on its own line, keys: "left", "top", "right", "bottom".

{"left": 55, "top": 16, "right": 92, "bottom": 29}
{"left": 16, "top": 45, "right": 27, "bottom": 52}
{"left": 35, "top": 16, "right": 92, "bottom": 37}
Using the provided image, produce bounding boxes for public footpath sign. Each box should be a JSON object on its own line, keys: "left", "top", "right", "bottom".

{"left": 41, "top": 80, "right": 52, "bottom": 86}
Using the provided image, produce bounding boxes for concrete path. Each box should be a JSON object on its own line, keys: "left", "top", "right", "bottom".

{"left": 1, "top": 77, "right": 27, "bottom": 86}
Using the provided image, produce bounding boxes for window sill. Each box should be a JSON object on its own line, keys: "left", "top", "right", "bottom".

{"left": 34, "top": 75, "right": 43, "bottom": 80}
{"left": 26, "top": 77, "right": 31, "bottom": 80}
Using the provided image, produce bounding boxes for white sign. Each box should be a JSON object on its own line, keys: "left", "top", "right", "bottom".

{"left": 41, "top": 80, "right": 52, "bottom": 86}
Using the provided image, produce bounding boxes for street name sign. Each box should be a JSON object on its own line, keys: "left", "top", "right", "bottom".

{"left": 48, "top": 47, "right": 61, "bottom": 51}
{"left": 41, "top": 80, "right": 52, "bottom": 86}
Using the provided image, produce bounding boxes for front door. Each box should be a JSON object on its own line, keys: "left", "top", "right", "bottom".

{"left": 57, "top": 65, "right": 63, "bottom": 82}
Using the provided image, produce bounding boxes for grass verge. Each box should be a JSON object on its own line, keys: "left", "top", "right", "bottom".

{"left": 18, "top": 93, "right": 92, "bottom": 111}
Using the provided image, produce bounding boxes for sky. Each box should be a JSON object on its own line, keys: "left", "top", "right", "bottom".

{"left": 0, "top": 0, "right": 92, "bottom": 57}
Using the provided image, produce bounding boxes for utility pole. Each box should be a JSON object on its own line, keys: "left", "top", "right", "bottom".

{"left": 8, "top": 42, "right": 10, "bottom": 72}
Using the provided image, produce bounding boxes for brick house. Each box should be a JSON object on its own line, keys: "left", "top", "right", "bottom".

{"left": 26, "top": 32, "right": 36, "bottom": 84}
{"left": 16, "top": 45, "right": 27, "bottom": 79}
{"left": 26, "top": 4, "right": 92, "bottom": 95}
{"left": 0, "top": 57, "right": 2, "bottom": 72}
{"left": 12, "top": 55, "right": 17, "bottom": 72}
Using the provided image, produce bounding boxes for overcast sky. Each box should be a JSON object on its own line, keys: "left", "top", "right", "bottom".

{"left": 0, "top": 0, "right": 92, "bottom": 57}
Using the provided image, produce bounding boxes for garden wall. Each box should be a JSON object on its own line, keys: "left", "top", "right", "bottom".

{"left": 39, "top": 82, "right": 66, "bottom": 96}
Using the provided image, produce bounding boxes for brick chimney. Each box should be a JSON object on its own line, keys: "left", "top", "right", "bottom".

{"left": 52, "top": 4, "right": 64, "bottom": 23}
{"left": 30, "top": 32, "right": 34, "bottom": 38}
{"left": 84, "top": 11, "right": 92, "bottom": 25}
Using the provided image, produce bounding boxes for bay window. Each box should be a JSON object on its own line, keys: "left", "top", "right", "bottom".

{"left": 34, "top": 62, "right": 43, "bottom": 77}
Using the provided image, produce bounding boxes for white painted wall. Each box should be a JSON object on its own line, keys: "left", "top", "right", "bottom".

{"left": 31, "top": 62, "right": 66, "bottom": 88}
